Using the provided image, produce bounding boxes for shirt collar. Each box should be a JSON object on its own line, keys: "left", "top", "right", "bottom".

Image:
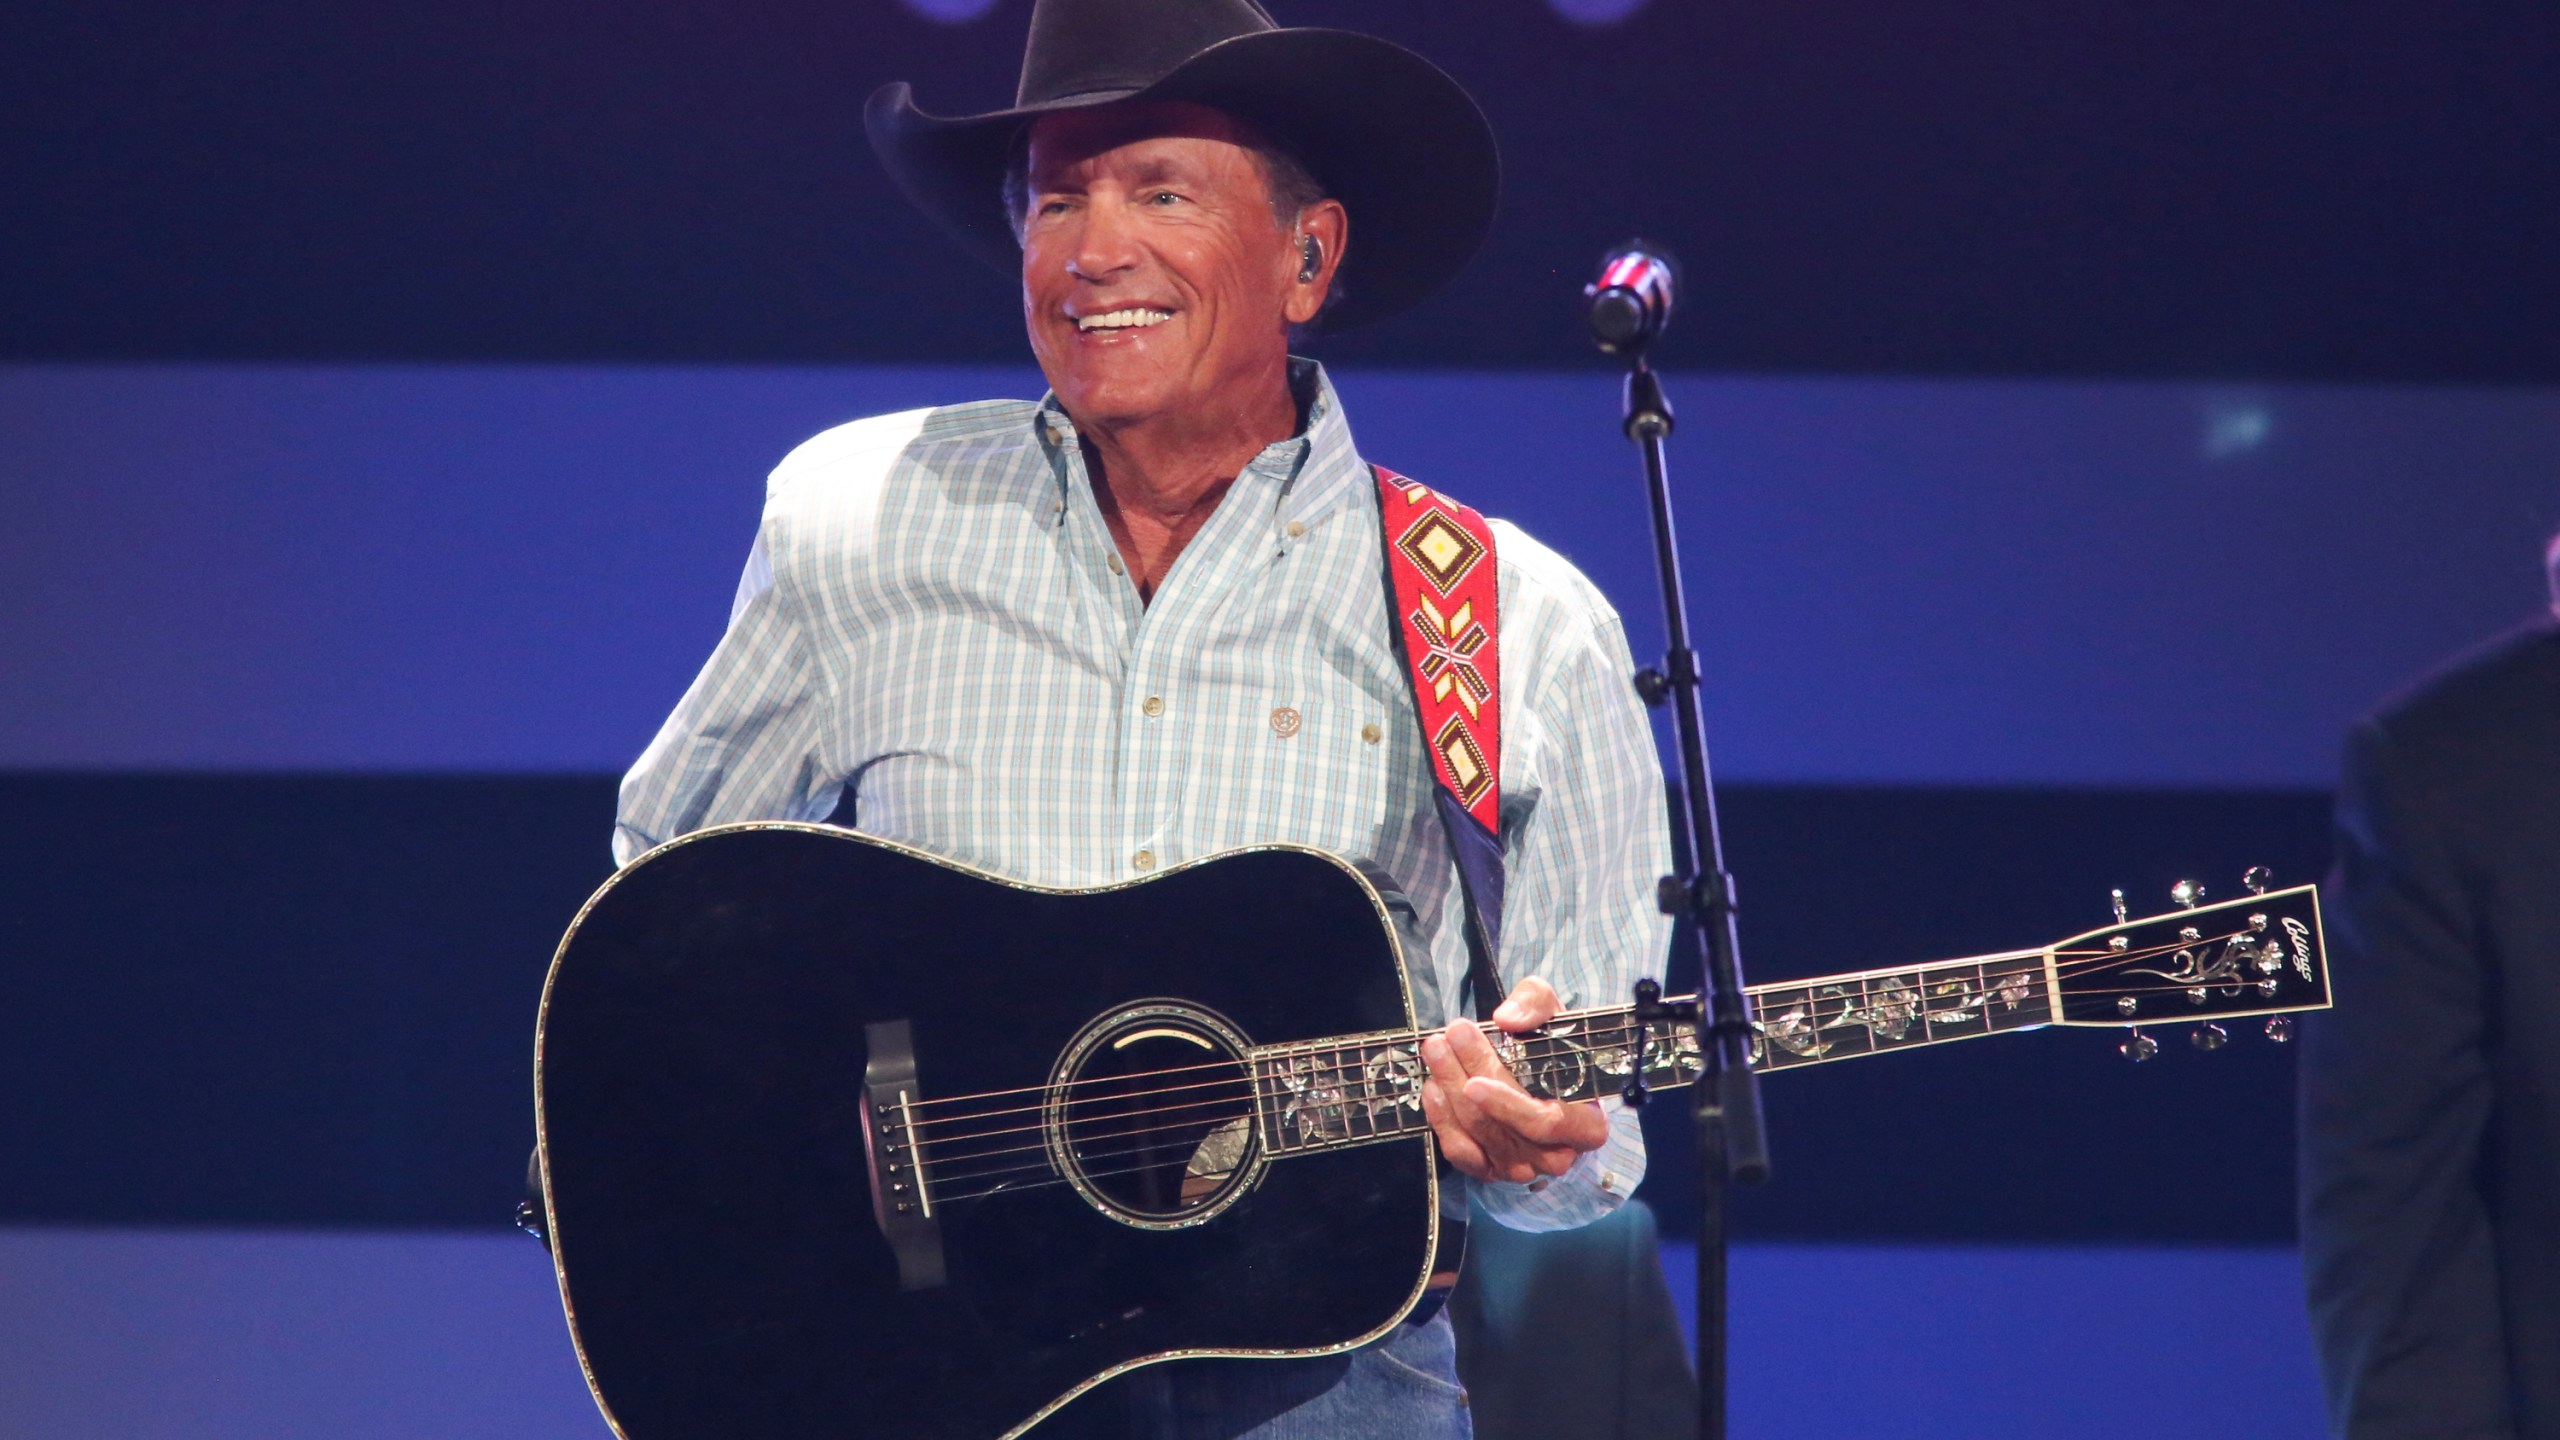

{"left": 1031, "top": 358, "right": 1366, "bottom": 540}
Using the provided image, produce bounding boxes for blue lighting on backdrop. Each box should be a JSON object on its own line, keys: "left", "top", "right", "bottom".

{"left": 2, "top": 364, "right": 2552, "bottom": 784}
{"left": 899, "top": 0, "right": 1005, "bottom": 20}
{"left": 1544, "top": 0, "right": 1653, "bottom": 24}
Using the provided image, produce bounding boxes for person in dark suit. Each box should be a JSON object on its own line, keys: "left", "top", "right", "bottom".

{"left": 2300, "top": 533, "right": 2560, "bottom": 1440}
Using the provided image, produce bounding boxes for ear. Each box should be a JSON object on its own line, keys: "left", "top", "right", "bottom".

{"left": 1283, "top": 199, "right": 1349, "bottom": 327}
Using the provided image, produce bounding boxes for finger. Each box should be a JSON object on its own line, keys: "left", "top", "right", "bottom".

{"left": 1458, "top": 1090, "right": 1599, "bottom": 1182}
{"left": 1491, "top": 975, "right": 1562, "bottom": 1032}
{"left": 1476, "top": 1127, "right": 1577, "bottom": 1182}
{"left": 1419, "top": 1077, "right": 1494, "bottom": 1179}
{"left": 1421, "top": 1034, "right": 1489, "bottom": 1134}
{"left": 1422, "top": 1032, "right": 1467, "bottom": 1086}
{"left": 1426, "top": 1038, "right": 1543, "bottom": 1183}
{"left": 1461, "top": 1079, "right": 1610, "bottom": 1151}
{"left": 1441, "top": 1019, "right": 1514, "bottom": 1083}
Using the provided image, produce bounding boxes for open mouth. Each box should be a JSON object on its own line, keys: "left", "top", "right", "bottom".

{"left": 1074, "top": 307, "right": 1174, "bottom": 334}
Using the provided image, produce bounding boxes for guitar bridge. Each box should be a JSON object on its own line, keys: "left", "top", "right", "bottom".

{"left": 860, "top": 1019, "right": 946, "bottom": 1291}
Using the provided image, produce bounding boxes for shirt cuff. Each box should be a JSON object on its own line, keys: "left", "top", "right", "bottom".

{"left": 1468, "top": 1095, "right": 1648, "bottom": 1233}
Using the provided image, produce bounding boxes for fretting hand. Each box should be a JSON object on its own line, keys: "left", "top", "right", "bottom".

{"left": 1418, "top": 976, "right": 1609, "bottom": 1185}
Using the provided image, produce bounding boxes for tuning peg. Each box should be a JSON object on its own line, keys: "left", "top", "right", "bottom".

{"left": 2171, "top": 879, "right": 2205, "bottom": 910}
{"left": 2110, "top": 888, "right": 2128, "bottom": 924}
{"left": 2264, "top": 1016, "right": 2294, "bottom": 1043}
{"left": 2121, "top": 1028, "right": 2159, "bottom": 1062}
{"left": 2243, "top": 866, "right": 2272, "bottom": 896}
{"left": 2189, "top": 1023, "right": 2230, "bottom": 1052}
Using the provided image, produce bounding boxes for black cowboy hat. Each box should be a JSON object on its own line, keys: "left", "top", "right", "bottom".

{"left": 864, "top": 0, "right": 1499, "bottom": 333}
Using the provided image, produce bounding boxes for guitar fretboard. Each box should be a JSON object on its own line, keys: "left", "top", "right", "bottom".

{"left": 1743, "top": 951, "right": 2054, "bottom": 1069}
{"left": 1246, "top": 950, "right": 2058, "bottom": 1157}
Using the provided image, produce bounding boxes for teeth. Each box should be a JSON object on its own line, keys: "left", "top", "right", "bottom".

{"left": 1076, "top": 308, "right": 1173, "bottom": 332}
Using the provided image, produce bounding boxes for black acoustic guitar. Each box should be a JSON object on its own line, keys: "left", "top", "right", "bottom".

{"left": 533, "top": 823, "right": 2329, "bottom": 1440}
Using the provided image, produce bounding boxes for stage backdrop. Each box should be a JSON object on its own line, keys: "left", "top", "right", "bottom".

{"left": 4, "top": 1, "right": 2557, "bottom": 1433}
{"left": 4, "top": 365, "right": 2553, "bottom": 782}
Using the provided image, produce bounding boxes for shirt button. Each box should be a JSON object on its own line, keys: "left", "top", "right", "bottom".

{"left": 1285, "top": 520, "right": 1306, "bottom": 538}
{"left": 1142, "top": 695, "right": 1165, "bottom": 718}
{"left": 1360, "top": 723, "right": 1382, "bottom": 745}
{"left": 1132, "top": 849, "right": 1156, "bottom": 872}
{"left": 1106, "top": 552, "right": 1126, "bottom": 575}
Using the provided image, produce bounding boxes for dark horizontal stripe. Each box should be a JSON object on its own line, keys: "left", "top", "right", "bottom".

{"left": 1, "top": 0, "right": 2551, "bottom": 381}
{"left": 0, "top": 772, "right": 2329, "bottom": 1239}
{"left": 1648, "top": 783, "right": 2333, "bottom": 1244}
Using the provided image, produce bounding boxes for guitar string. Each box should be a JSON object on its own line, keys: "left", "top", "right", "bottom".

{"left": 897, "top": 951, "right": 2289, "bottom": 1159}
{"left": 931, "top": 1147, "right": 1310, "bottom": 1207}
{"left": 923, "top": 973, "right": 2317, "bottom": 1204}
{"left": 919, "top": 1090, "right": 1260, "bottom": 1171}
{"left": 892, "top": 943, "right": 2212, "bottom": 1135}
{"left": 920, "top": 982, "right": 2318, "bottom": 1194}
{"left": 931, "top": 1131, "right": 1410, "bottom": 1201}
{"left": 909, "top": 985, "right": 2273, "bottom": 1167}
{"left": 927, "top": 964, "right": 2328, "bottom": 1198}
{"left": 911, "top": 1007, "right": 1694, "bottom": 1159}
{"left": 882, "top": 929, "right": 2274, "bottom": 1141}
{"left": 884, "top": 928, "right": 2254, "bottom": 1126}
{"left": 921, "top": 900, "right": 2317, "bottom": 1203}
{"left": 903, "top": 972, "right": 2286, "bottom": 1175}
{"left": 904, "top": 1011, "right": 1659, "bottom": 1154}
{"left": 928, "top": 1098, "right": 1435, "bottom": 1198}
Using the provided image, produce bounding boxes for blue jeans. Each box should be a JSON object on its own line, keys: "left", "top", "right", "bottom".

{"left": 1095, "top": 1312, "right": 1473, "bottom": 1440}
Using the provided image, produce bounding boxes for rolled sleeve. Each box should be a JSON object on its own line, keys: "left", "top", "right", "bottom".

{"left": 1472, "top": 571, "right": 1675, "bottom": 1233}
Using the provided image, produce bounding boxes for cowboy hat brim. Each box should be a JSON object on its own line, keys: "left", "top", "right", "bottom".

{"left": 864, "top": 28, "right": 1499, "bottom": 333}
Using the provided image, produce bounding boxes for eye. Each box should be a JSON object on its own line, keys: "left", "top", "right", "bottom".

{"left": 1145, "top": 189, "right": 1187, "bottom": 207}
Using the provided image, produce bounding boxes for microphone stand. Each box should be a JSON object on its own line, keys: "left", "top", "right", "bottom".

{"left": 1609, "top": 353, "right": 1771, "bottom": 1440}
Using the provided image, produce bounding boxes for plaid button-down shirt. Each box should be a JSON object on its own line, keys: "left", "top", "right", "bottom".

{"left": 616, "top": 361, "right": 1671, "bottom": 1228}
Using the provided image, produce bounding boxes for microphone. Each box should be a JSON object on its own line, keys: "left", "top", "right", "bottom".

{"left": 1586, "top": 243, "right": 1678, "bottom": 356}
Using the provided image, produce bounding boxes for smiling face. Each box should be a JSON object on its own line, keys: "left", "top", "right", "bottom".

{"left": 1019, "top": 101, "right": 1339, "bottom": 444}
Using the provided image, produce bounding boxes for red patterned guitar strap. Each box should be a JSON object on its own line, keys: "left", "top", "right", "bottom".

{"left": 1374, "top": 464, "right": 1508, "bottom": 1022}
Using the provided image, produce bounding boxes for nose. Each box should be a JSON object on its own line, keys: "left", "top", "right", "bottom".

{"left": 1063, "top": 193, "right": 1143, "bottom": 285}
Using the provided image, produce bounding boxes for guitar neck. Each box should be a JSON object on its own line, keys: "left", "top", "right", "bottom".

{"left": 1247, "top": 949, "right": 2058, "bottom": 1156}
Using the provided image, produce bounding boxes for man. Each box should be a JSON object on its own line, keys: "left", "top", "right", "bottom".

{"left": 614, "top": 0, "right": 1671, "bottom": 1434}
{"left": 2300, "top": 533, "right": 2560, "bottom": 1440}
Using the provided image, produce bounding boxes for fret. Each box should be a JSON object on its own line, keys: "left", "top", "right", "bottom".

{"left": 1253, "top": 1054, "right": 1284, "bottom": 1156}
{"left": 1343, "top": 1046, "right": 1376, "bottom": 1141}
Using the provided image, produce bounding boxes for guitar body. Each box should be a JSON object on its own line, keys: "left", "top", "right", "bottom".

{"left": 535, "top": 824, "right": 1439, "bottom": 1440}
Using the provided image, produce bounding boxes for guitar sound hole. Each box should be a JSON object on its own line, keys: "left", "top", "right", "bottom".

{"left": 1047, "top": 1004, "right": 1264, "bottom": 1229}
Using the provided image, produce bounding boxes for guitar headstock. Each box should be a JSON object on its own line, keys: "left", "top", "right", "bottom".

{"left": 2048, "top": 870, "right": 2329, "bottom": 1056}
